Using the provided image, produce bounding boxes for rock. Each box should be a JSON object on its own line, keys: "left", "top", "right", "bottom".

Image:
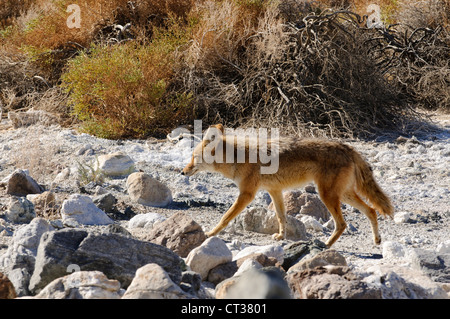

{"left": 268, "top": 190, "right": 303, "bottom": 215}
{"left": 185, "top": 237, "right": 232, "bottom": 280}
{"left": 144, "top": 212, "right": 207, "bottom": 258}
{"left": 216, "top": 268, "right": 291, "bottom": 299}
{"left": 437, "top": 240, "right": 450, "bottom": 254}
{"left": 408, "top": 248, "right": 450, "bottom": 283}
{"left": 233, "top": 244, "right": 285, "bottom": 265}
{"left": 180, "top": 271, "right": 203, "bottom": 296}
{"left": 0, "top": 218, "right": 54, "bottom": 296}
{"left": 128, "top": 212, "right": 166, "bottom": 229}
{"left": 282, "top": 240, "right": 327, "bottom": 271}
{"left": 5, "top": 169, "right": 44, "bottom": 196}
{"left": 287, "top": 249, "right": 347, "bottom": 273}
{"left": 268, "top": 191, "right": 329, "bottom": 221}
{"left": 27, "top": 191, "right": 56, "bottom": 215}
{"left": 60, "top": 194, "right": 113, "bottom": 226}
{"left": 5, "top": 196, "right": 36, "bottom": 223}
{"left": 382, "top": 241, "right": 407, "bottom": 259}
{"left": 92, "top": 193, "right": 117, "bottom": 213}
{"left": 394, "top": 211, "right": 414, "bottom": 224}
{"left": 95, "top": 152, "right": 135, "bottom": 177}
{"left": 0, "top": 272, "right": 17, "bottom": 299}
{"left": 359, "top": 264, "right": 449, "bottom": 299}
{"left": 207, "top": 262, "right": 238, "bottom": 285}
{"left": 229, "top": 207, "right": 307, "bottom": 240}
{"left": 126, "top": 172, "right": 172, "bottom": 207}
{"left": 34, "top": 271, "right": 122, "bottom": 299}
{"left": 122, "top": 264, "right": 191, "bottom": 299}
{"left": 300, "top": 215, "right": 324, "bottom": 232}
{"left": 287, "top": 266, "right": 382, "bottom": 299}
{"left": 29, "top": 229, "right": 184, "bottom": 294}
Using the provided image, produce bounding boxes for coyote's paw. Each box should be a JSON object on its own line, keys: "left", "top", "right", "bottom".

{"left": 272, "top": 233, "right": 285, "bottom": 241}
{"left": 205, "top": 231, "right": 215, "bottom": 238}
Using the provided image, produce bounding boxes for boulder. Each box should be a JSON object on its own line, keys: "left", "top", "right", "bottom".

{"left": 5, "top": 169, "right": 44, "bottom": 196}
{"left": 122, "top": 264, "right": 191, "bottom": 299}
{"left": 268, "top": 191, "right": 329, "bottom": 221}
{"left": 143, "top": 212, "right": 206, "bottom": 258}
{"left": 408, "top": 248, "right": 450, "bottom": 283}
{"left": 185, "top": 237, "right": 232, "bottom": 280}
{"left": 0, "top": 273, "right": 17, "bottom": 299}
{"left": 5, "top": 196, "right": 36, "bottom": 223}
{"left": 358, "top": 264, "right": 449, "bottom": 299}
{"left": 29, "top": 229, "right": 184, "bottom": 294}
{"left": 287, "top": 266, "right": 382, "bottom": 299}
{"left": 229, "top": 207, "right": 307, "bottom": 240}
{"left": 60, "top": 194, "right": 113, "bottom": 226}
{"left": 287, "top": 249, "right": 347, "bottom": 273}
{"left": 215, "top": 268, "right": 291, "bottom": 299}
{"left": 126, "top": 172, "right": 172, "bottom": 207}
{"left": 0, "top": 218, "right": 54, "bottom": 296}
{"left": 34, "top": 271, "right": 122, "bottom": 299}
{"left": 282, "top": 240, "right": 328, "bottom": 271}
{"left": 95, "top": 152, "right": 135, "bottom": 177}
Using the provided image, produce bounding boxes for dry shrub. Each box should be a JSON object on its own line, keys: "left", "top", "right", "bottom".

{"left": 181, "top": 1, "right": 414, "bottom": 137}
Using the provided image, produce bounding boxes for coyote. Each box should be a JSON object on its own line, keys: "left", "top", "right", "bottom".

{"left": 181, "top": 124, "right": 394, "bottom": 247}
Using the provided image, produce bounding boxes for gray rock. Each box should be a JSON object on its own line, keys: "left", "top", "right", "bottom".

{"left": 29, "top": 228, "right": 184, "bottom": 294}
{"left": 61, "top": 194, "right": 113, "bottom": 226}
{"left": 93, "top": 193, "right": 117, "bottom": 213}
{"left": 216, "top": 268, "right": 291, "bottom": 299}
{"left": 287, "top": 249, "right": 347, "bottom": 273}
{"left": 0, "top": 218, "right": 54, "bottom": 296}
{"left": 34, "top": 271, "right": 122, "bottom": 299}
{"left": 5, "top": 196, "right": 36, "bottom": 223}
{"left": 126, "top": 172, "right": 172, "bottom": 207}
{"left": 229, "top": 207, "right": 307, "bottom": 240}
{"left": 287, "top": 266, "right": 382, "bottom": 299}
{"left": 409, "top": 248, "right": 450, "bottom": 283}
{"left": 282, "top": 240, "right": 328, "bottom": 271}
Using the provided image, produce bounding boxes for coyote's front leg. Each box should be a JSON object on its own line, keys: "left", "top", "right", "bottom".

{"left": 206, "top": 191, "right": 256, "bottom": 237}
{"left": 268, "top": 190, "right": 287, "bottom": 241}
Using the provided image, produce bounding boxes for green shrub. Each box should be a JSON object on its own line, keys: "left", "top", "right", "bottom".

{"left": 61, "top": 19, "right": 195, "bottom": 139}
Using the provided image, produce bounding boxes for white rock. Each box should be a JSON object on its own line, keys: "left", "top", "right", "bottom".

{"left": 34, "top": 271, "right": 122, "bottom": 299}
{"left": 185, "top": 236, "right": 232, "bottom": 280}
{"left": 233, "top": 244, "right": 284, "bottom": 265}
{"left": 95, "top": 152, "right": 135, "bottom": 177}
{"left": 126, "top": 172, "right": 172, "bottom": 207}
{"left": 128, "top": 213, "right": 166, "bottom": 229}
{"left": 300, "top": 215, "right": 324, "bottom": 232}
{"left": 394, "top": 211, "right": 413, "bottom": 224}
{"left": 234, "top": 258, "right": 262, "bottom": 277}
{"left": 382, "top": 241, "right": 407, "bottom": 259}
{"left": 436, "top": 240, "right": 450, "bottom": 254}
{"left": 61, "top": 194, "right": 113, "bottom": 226}
{"left": 122, "top": 264, "right": 189, "bottom": 299}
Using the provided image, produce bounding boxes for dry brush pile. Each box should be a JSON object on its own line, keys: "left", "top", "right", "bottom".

{"left": 1, "top": 0, "right": 449, "bottom": 139}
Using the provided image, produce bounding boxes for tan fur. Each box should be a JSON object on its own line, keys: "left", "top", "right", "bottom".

{"left": 182, "top": 124, "right": 394, "bottom": 247}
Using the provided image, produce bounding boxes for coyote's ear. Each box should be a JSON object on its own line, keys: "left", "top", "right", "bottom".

{"left": 212, "top": 124, "right": 224, "bottom": 134}
{"left": 203, "top": 124, "right": 224, "bottom": 143}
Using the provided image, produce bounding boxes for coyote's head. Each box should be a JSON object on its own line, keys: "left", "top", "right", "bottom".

{"left": 181, "top": 124, "right": 224, "bottom": 177}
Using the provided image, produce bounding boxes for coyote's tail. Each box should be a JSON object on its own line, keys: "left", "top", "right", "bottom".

{"left": 353, "top": 151, "right": 394, "bottom": 218}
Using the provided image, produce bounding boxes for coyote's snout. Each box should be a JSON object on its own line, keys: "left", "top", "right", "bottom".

{"left": 182, "top": 124, "right": 394, "bottom": 247}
